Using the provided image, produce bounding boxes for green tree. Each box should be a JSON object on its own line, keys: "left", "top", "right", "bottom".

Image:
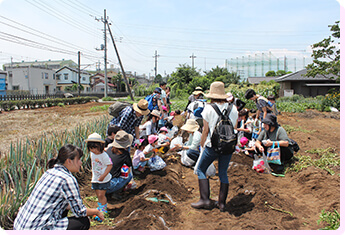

{"left": 188, "top": 76, "right": 212, "bottom": 93}
{"left": 112, "top": 74, "right": 122, "bottom": 92}
{"left": 265, "top": 70, "right": 276, "bottom": 77}
{"left": 305, "top": 21, "right": 340, "bottom": 81}
{"left": 154, "top": 74, "right": 163, "bottom": 84}
{"left": 205, "top": 66, "right": 240, "bottom": 87}
{"left": 168, "top": 64, "right": 201, "bottom": 90}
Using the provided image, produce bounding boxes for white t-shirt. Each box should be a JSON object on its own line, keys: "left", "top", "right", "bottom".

{"left": 143, "top": 144, "right": 155, "bottom": 158}
{"left": 139, "top": 121, "right": 157, "bottom": 137}
{"left": 187, "top": 100, "right": 205, "bottom": 119}
{"left": 160, "top": 89, "right": 167, "bottom": 105}
{"left": 201, "top": 102, "right": 238, "bottom": 148}
{"left": 91, "top": 152, "right": 112, "bottom": 183}
{"left": 158, "top": 133, "right": 169, "bottom": 145}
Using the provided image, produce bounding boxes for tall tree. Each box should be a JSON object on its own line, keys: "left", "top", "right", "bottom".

{"left": 205, "top": 66, "right": 241, "bottom": 87}
{"left": 305, "top": 21, "right": 340, "bottom": 81}
{"left": 168, "top": 64, "right": 200, "bottom": 90}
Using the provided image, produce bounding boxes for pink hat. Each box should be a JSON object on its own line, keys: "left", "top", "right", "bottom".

{"left": 162, "top": 105, "right": 168, "bottom": 111}
{"left": 240, "top": 137, "right": 248, "bottom": 146}
{"left": 148, "top": 135, "right": 158, "bottom": 144}
{"left": 159, "top": 127, "right": 168, "bottom": 133}
{"left": 170, "top": 111, "right": 175, "bottom": 116}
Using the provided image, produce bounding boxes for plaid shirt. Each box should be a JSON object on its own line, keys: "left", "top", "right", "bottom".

{"left": 109, "top": 106, "right": 144, "bottom": 137}
{"left": 13, "top": 165, "right": 87, "bottom": 230}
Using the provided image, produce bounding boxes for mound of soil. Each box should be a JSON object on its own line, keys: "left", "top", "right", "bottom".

{"left": 0, "top": 103, "right": 340, "bottom": 230}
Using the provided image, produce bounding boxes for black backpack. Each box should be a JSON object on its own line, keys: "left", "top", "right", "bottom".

{"left": 210, "top": 103, "right": 237, "bottom": 154}
{"left": 289, "top": 138, "right": 300, "bottom": 153}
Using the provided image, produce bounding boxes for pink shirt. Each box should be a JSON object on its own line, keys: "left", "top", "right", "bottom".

{"left": 132, "top": 149, "right": 146, "bottom": 167}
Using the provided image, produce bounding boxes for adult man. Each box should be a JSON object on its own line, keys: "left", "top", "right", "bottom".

{"left": 185, "top": 87, "right": 204, "bottom": 111}
{"left": 108, "top": 99, "right": 150, "bottom": 145}
{"left": 244, "top": 89, "right": 272, "bottom": 121}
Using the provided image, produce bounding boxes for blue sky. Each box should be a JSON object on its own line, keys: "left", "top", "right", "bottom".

{"left": 0, "top": 0, "right": 340, "bottom": 77}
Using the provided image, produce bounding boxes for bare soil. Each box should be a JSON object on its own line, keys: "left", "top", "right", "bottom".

{"left": 0, "top": 103, "right": 340, "bottom": 230}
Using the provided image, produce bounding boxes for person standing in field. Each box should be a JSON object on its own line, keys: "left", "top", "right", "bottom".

{"left": 192, "top": 81, "right": 238, "bottom": 212}
{"left": 13, "top": 144, "right": 104, "bottom": 230}
{"left": 244, "top": 89, "right": 272, "bottom": 121}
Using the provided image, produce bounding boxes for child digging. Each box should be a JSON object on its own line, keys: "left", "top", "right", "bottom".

{"left": 85, "top": 133, "right": 113, "bottom": 222}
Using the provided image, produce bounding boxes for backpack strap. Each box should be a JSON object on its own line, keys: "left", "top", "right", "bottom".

{"left": 210, "top": 103, "right": 233, "bottom": 118}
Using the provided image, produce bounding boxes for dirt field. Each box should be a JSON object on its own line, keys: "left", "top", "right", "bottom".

{"left": 0, "top": 102, "right": 340, "bottom": 230}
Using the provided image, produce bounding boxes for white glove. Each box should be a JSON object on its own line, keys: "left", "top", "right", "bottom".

{"left": 134, "top": 139, "right": 141, "bottom": 145}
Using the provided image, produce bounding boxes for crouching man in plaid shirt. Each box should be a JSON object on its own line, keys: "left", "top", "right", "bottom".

{"left": 13, "top": 144, "right": 104, "bottom": 230}
{"left": 108, "top": 99, "right": 150, "bottom": 146}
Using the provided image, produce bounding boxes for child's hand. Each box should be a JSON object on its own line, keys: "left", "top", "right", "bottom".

{"left": 97, "top": 211, "right": 105, "bottom": 221}
{"left": 98, "top": 176, "right": 105, "bottom": 182}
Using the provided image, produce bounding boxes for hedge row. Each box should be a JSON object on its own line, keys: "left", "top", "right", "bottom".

{"left": 0, "top": 96, "right": 99, "bottom": 111}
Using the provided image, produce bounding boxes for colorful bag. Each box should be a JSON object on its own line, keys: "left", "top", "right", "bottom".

{"left": 148, "top": 155, "right": 166, "bottom": 171}
{"left": 266, "top": 141, "right": 281, "bottom": 165}
{"left": 120, "top": 164, "right": 130, "bottom": 179}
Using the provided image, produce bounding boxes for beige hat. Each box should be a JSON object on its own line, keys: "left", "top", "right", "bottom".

{"left": 192, "top": 90, "right": 204, "bottom": 96}
{"left": 109, "top": 130, "right": 133, "bottom": 149}
{"left": 85, "top": 133, "right": 105, "bottom": 143}
{"left": 151, "top": 109, "right": 161, "bottom": 118}
{"left": 181, "top": 119, "right": 199, "bottom": 132}
{"left": 205, "top": 81, "right": 228, "bottom": 100}
{"left": 133, "top": 99, "right": 150, "bottom": 116}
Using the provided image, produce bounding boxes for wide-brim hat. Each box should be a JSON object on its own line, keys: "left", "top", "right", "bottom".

{"left": 85, "top": 133, "right": 105, "bottom": 143}
{"left": 133, "top": 99, "right": 150, "bottom": 115}
{"left": 109, "top": 130, "right": 133, "bottom": 149}
{"left": 151, "top": 109, "right": 161, "bottom": 118}
{"left": 205, "top": 82, "right": 228, "bottom": 100}
{"left": 172, "top": 115, "right": 185, "bottom": 128}
{"left": 192, "top": 90, "right": 204, "bottom": 96}
{"left": 261, "top": 113, "right": 278, "bottom": 127}
{"left": 195, "top": 86, "right": 203, "bottom": 91}
{"left": 181, "top": 119, "right": 199, "bottom": 132}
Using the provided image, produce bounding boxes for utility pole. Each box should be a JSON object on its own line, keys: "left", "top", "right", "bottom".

{"left": 107, "top": 20, "right": 134, "bottom": 100}
{"left": 102, "top": 9, "right": 108, "bottom": 97}
{"left": 78, "top": 51, "right": 81, "bottom": 96}
{"left": 284, "top": 56, "right": 287, "bottom": 72}
{"left": 153, "top": 50, "right": 160, "bottom": 79}
{"left": 190, "top": 53, "right": 196, "bottom": 69}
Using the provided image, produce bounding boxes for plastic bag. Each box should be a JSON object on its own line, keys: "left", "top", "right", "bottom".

{"left": 170, "top": 136, "right": 183, "bottom": 153}
{"left": 252, "top": 153, "right": 271, "bottom": 173}
{"left": 180, "top": 149, "right": 195, "bottom": 167}
{"left": 148, "top": 155, "right": 166, "bottom": 171}
{"left": 193, "top": 147, "right": 216, "bottom": 177}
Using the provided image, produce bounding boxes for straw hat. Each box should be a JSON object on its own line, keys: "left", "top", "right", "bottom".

{"left": 181, "top": 119, "right": 199, "bottom": 132}
{"left": 205, "top": 82, "right": 228, "bottom": 100}
{"left": 192, "top": 86, "right": 204, "bottom": 96}
{"left": 85, "top": 133, "right": 105, "bottom": 143}
{"left": 133, "top": 99, "right": 150, "bottom": 115}
{"left": 109, "top": 130, "right": 133, "bottom": 149}
{"left": 172, "top": 115, "right": 185, "bottom": 128}
{"left": 151, "top": 109, "right": 161, "bottom": 118}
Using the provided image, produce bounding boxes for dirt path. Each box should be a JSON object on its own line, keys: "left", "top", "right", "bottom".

{"left": 0, "top": 103, "right": 340, "bottom": 230}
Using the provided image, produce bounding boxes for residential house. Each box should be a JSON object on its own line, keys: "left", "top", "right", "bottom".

{"left": 275, "top": 69, "right": 339, "bottom": 97}
{"left": 4, "top": 66, "right": 56, "bottom": 95}
{"left": 55, "top": 66, "right": 91, "bottom": 93}
{"left": 92, "top": 79, "right": 115, "bottom": 93}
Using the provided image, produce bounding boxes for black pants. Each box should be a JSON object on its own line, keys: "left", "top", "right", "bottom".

{"left": 62, "top": 210, "right": 90, "bottom": 230}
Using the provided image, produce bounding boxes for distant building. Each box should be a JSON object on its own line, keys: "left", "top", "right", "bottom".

{"left": 4, "top": 66, "right": 56, "bottom": 95}
{"left": 55, "top": 66, "right": 91, "bottom": 93}
{"left": 3, "top": 59, "right": 77, "bottom": 70}
{"left": 275, "top": 69, "right": 339, "bottom": 97}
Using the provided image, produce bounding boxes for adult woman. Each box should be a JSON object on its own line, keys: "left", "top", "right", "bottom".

{"left": 139, "top": 110, "right": 161, "bottom": 138}
{"left": 106, "top": 131, "right": 134, "bottom": 199}
{"left": 255, "top": 113, "right": 293, "bottom": 173}
{"left": 178, "top": 119, "right": 202, "bottom": 165}
{"left": 192, "top": 81, "right": 238, "bottom": 212}
{"left": 14, "top": 144, "right": 103, "bottom": 230}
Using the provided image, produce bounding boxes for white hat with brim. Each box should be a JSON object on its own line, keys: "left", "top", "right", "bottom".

{"left": 109, "top": 130, "right": 133, "bottom": 149}
{"left": 85, "top": 133, "right": 105, "bottom": 143}
{"left": 192, "top": 90, "right": 204, "bottom": 96}
{"left": 205, "top": 81, "right": 229, "bottom": 100}
{"left": 151, "top": 109, "right": 161, "bottom": 118}
{"left": 133, "top": 99, "right": 150, "bottom": 116}
{"left": 181, "top": 119, "right": 199, "bottom": 132}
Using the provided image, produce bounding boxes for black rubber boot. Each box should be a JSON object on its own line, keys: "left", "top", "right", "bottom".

{"left": 218, "top": 183, "right": 229, "bottom": 212}
{"left": 191, "top": 179, "right": 214, "bottom": 210}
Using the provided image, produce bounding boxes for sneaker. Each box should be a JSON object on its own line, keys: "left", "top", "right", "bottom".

{"left": 123, "top": 183, "right": 132, "bottom": 191}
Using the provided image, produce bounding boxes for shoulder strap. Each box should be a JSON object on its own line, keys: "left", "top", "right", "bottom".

{"left": 210, "top": 103, "right": 223, "bottom": 118}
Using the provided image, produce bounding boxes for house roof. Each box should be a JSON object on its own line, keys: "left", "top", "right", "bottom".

{"left": 93, "top": 79, "right": 115, "bottom": 87}
{"left": 55, "top": 66, "right": 90, "bottom": 75}
{"left": 275, "top": 69, "right": 337, "bottom": 82}
{"left": 247, "top": 76, "right": 277, "bottom": 84}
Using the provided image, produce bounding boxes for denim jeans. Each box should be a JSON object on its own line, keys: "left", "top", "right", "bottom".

{"left": 134, "top": 161, "right": 147, "bottom": 169}
{"left": 186, "top": 149, "right": 200, "bottom": 162}
{"left": 106, "top": 172, "right": 133, "bottom": 194}
{"left": 196, "top": 147, "right": 232, "bottom": 184}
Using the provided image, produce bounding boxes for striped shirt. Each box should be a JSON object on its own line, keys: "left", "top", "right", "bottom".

{"left": 109, "top": 106, "right": 144, "bottom": 137}
{"left": 13, "top": 165, "right": 87, "bottom": 230}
